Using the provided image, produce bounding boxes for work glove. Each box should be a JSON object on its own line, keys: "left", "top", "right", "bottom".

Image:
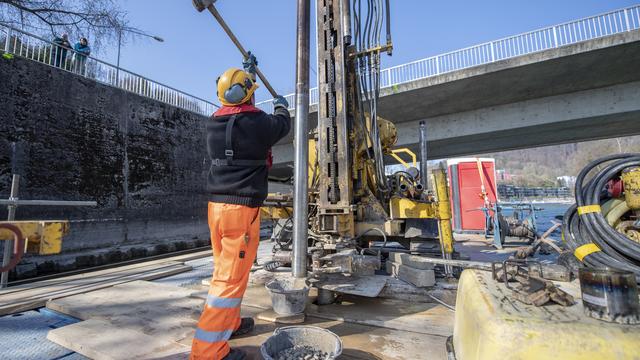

{"left": 273, "top": 95, "right": 289, "bottom": 110}
{"left": 242, "top": 51, "right": 258, "bottom": 75}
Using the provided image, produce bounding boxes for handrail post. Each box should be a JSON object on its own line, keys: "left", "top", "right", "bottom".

{"left": 624, "top": 8, "right": 631, "bottom": 31}
{"left": 490, "top": 41, "right": 495, "bottom": 61}
{"left": 553, "top": 25, "right": 559, "bottom": 47}
{"left": 4, "top": 27, "right": 12, "bottom": 53}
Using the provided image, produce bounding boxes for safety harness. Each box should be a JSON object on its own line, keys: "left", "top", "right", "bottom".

{"left": 211, "top": 114, "right": 268, "bottom": 167}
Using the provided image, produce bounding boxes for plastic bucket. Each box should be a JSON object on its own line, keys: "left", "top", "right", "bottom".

{"left": 260, "top": 326, "right": 343, "bottom": 360}
{"left": 265, "top": 277, "right": 309, "bottom": 316}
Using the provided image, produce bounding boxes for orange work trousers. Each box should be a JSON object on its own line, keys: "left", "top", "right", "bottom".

{"left": 190, "top": 202, "right": 260, "bottom": 360}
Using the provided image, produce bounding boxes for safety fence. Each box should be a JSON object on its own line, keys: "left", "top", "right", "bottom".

{"left": 0, "top": 24, "right": 218, "bottom": 116}
{"left": 257, "top": 4, "right": 640, "bottom": 112}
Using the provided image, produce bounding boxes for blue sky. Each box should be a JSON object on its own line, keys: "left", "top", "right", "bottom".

{"left": 103, "top": 0, "right": 638, "bottom": 104}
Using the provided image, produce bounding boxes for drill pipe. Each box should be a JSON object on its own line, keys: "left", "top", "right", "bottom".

{"left": 205, "top": 3, "right": 277, "bottom": 97}
{"left": 292, "top": 0, "right": 311, "bottom": 278}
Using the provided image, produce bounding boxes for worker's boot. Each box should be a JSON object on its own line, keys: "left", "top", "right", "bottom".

{"left": 231, "top": 317, "right": 255, "bottom": 337}
{"left": 223, "top": 348, "right": 247, "bottom": 360}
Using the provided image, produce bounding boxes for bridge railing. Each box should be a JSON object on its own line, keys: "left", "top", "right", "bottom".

{"left": 257, "top": 4, "right": 640, "bottom": 112}
{"left": 0, "top": 24, "right": 218, "bottom": 116}
{"left": 1, "top": 4, "right": 638, "bottom": 116}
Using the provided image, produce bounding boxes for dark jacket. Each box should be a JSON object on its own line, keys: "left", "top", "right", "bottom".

{"left": 53, "top": 37, "right": 71, "bottom": 52}
{"left": 206, "top": 105, "right": 291, "bottom": 207}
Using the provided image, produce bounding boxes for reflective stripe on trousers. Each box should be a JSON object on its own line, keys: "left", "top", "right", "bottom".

{"left": 190, "top": 202, "right": 260, "bottom": 360}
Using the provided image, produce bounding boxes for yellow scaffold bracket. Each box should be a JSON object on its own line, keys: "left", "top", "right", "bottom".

{"left": 577, "top": 204, "right": 601, "bottom": 215}
{"left": 390, "top": 148, "right": 417, "bottom": 169}
{"left": 574, "top": 243, "right": 601, "bottom": 261}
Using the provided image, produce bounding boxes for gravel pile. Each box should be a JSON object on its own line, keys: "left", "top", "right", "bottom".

{"left": 275, "top": 345, "right": 334, "bottom": 360}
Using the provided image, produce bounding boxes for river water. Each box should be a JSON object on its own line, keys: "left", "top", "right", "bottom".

{"left": 534, "top": 202, "right": 571, "bottom": 238}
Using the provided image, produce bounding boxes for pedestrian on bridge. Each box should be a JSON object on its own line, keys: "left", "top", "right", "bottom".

{"left": 52, "top": 33, "right": 71, "bottom": 69}
{"left": 190, "top": 52, "right": 291, "bottom": 360}
{"left": 73, "top": 37, "right": 91, "bottom": 75}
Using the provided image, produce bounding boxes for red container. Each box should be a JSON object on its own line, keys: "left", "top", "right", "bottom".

{"left": 447, "top": 158, "right": 498, "bottom": 232}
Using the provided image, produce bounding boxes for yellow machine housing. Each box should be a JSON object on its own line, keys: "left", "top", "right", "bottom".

{"left": 453, "top": 269, "right": 640, "bottom": 360}
{"left": 0, "top": 220, "right": 69, "bottom": 255}
{"left": 621, "top": 166, "right": 640, "bottom": 210}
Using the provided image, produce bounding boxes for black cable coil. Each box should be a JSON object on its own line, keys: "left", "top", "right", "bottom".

{"left": 563, "top": 154, "right": 640, "bottom": 282}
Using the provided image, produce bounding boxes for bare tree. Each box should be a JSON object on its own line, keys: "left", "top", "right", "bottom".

{"left": 0, "top": 0, "right": 138, "bottom": 49}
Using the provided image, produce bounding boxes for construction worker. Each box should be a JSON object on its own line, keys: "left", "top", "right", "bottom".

{"left": 190, "top": 53, "right": 291, "bottom": 360}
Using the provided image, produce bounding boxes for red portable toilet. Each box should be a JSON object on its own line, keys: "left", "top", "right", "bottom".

{"left": 447, "top": 158, "right": 498, "bottom": 233}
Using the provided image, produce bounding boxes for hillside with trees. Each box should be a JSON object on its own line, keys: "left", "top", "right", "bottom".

{"left": 478, "top": 135, "right": 640, "bottom": 187}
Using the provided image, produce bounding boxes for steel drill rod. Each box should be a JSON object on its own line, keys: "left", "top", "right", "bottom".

{"left": 206, "top": 4, "right": 278, "bottom": 97}
{"left": 419, "top": 121, "right": 428, "bottom": 191}
{"left": 340, "top": 0, "right": 352, "bottom": 44}
{"left": 0, "top": 200, "right": 97, "bottom": 207}
{"left": 292, "top": 0, "right": 311, "bottom": 278}
{"left": 1, "top": 174, "right": 19, "bottom": 288}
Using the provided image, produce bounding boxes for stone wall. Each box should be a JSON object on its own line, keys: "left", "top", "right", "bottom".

{"left": 0, "top": 55, "right": 212, "bottom": 279}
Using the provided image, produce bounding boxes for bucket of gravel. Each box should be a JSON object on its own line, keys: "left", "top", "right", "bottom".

{"left": 265, "top": 277, "right": 309, "bottom": 315}
{"left": 260, "top": 326, "right": 343, "bottom": 360}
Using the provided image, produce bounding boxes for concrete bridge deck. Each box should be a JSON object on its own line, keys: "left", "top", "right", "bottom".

{"left": 271, "top": 29, "right": 640, "bottom": 174}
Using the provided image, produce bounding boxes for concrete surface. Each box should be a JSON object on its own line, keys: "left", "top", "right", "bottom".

{"left": 47, "top": 279, "right": 452, "bottom": 360}
{"left": 0, "top": 55, "right": 210, "bottom": 279}
{"left": 386, "top": 261, "right": 436, "bottom": 288}
{"left": 256, "top": 309, "right": 306, "bottom": 324}
{"left": 389, "top": 252, "right": 436, "bottom": 270}
{"left": 46, "top": 281, "right": 201, "bottom": 343}
{"left": 271, "top": 30, "right": 640, "bottom": 171}
{"left": 47, "top": 319, "right": 190, "bottom": 360}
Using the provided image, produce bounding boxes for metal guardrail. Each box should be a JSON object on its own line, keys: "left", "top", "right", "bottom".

{"left": 0, "top": 24, "right": 218, "bottom": 116}
{"left": 257, "top": 4, "right": 640, "bottom": 112}
{"left": 1, "top": 5, "right": 638, "bottom": 115}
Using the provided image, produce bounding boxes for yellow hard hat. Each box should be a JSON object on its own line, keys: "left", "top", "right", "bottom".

{"left": 216, "top": 68, "right": 259, "bottom": 106}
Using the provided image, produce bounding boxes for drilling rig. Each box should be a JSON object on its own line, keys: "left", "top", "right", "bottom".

{"left": 263, "top": 0, "right": 456, "bottom": 298}
{"left": 194, "top": 0, "right": 455, "bottom": 298}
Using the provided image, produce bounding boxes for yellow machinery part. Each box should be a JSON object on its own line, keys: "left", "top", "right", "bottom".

{"left": 260, "top": 205, "right": 292, "bottom": 220}
{"left": 600, "top": 198, "right": 640, "bottom": 242}
{"left": 308, "top": 138, "right": 318, "bottom": 189}
{"left": 601, "top": 198, "right": 626, "bottom": 226}
{"left": 389, "top": 196, "right": 437, "bottom": 219}
{"left": 377, "top": 117, "right": 397, "bottom": 153}
{"left": 390, "top": 148, "right": 417, "bottom": 169}
{"left": 453, "top": 270, "right": 640, "bottom": 360}
{"left": 0, "top": 220, "right": 68, "bottom": 255}
{"left": 621, "top": 166, "right": 640, "bottom": 210}
{"left": 433, "top": 168, "right": 454, "bottom": 254}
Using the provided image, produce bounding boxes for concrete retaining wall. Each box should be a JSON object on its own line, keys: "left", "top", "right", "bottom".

{"left": 0, "top": 55, "right": 212, "bottom": 279}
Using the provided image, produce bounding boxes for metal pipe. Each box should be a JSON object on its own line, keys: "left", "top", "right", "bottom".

{"left": 340, "top": 0, "right": 352, "bottom": 45}
{"left": 1, "top": 174, "right": 20, "bottom": 288}
{"left": 419, "top": 121, "right": 428, "bottom": 192}
{"left": 0, "top": 200, "right": 97, "bottom": 207}
{"left": 292, "top": 0, "right": 311, "bottom": 279}
{"left": 116, "top": 30, "right": 121, "bottom": 85}
{"left": 385, "top": 0, "right": 392, "bottom": 54}
{"left": 205, "top": 4, "right": 278, "bottom": 97}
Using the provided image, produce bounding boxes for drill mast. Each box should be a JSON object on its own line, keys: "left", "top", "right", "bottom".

{"left": 315, "top": 0, "right": 358, "bottom": 237}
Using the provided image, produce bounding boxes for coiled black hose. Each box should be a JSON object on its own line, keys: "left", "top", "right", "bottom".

{"left": 563, "top": 154, "right": 640, "bottom": 282}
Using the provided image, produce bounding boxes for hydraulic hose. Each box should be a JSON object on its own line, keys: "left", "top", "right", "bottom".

{"left": 563, "top": 154, "right": 640, "bottom": 282}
